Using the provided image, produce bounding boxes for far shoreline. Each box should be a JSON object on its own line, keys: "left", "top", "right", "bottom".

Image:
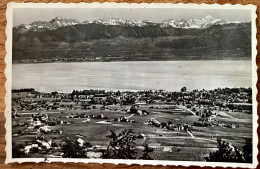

{"left": 12, "top": 86, "right": 252, "bottom": 95}
{"left": 12, "top": 59, "right": 252, "bottom": 65}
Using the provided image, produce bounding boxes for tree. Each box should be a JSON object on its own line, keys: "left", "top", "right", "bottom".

{"left": 206, "top": 138, "right": 252, "bottom": 163}
{"left": 123, "top": 96, "right": 136, "bottom": 105}
{"left": 139, "top": 143, "right": 154, "bottom": 160}
{"left": 168, "top": 121, "right": 173, "bottom": 125}
{"left": 243, "top": 138, "right": 252, "bottom": 163}
{"left": 181, "top": 87, "right": 187, "bottom": 92}
{"left": 12, "top": 142, "right": 26, "bottom": 158}
{"left": 106, "top": 97, "right": 117, "bottom": 105}
{"left": 61, "top": 138, "right": 88, "bottom": 158}
{"left": 103, "top": 129, "right": 137, "bottom": 159}
{"left": 129, "top": 106, "right": 138, "bottom": 114}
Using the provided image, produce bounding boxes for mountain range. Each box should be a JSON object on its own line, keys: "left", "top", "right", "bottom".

{"left": 13, "top": 16, "right": 251, "bottom": 63}
{"left": 14, "top": 15, "right": 241, "bottom": 33}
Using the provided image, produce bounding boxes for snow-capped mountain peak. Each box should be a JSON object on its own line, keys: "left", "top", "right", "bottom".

{"left": 15, "top": 17, "right": 81, "bottom": 33}
{"left": 161, "top": 19, "right": 190, "bottom": 28}
{"left": 125, "top": 20, "right": 147, "bottom": 27}
{"left": 14, "top": 16, "right": 245, "bottom": 34}
{"left": 107, "top": 18, "right": 125, "bottom": 25}
{"left": 160, "top": 15, "right": 228, "bottom": 29}
{"left": 204, "top": 15, "right": 215, "bottom": 21}
{"left": 82, "top": 20, "right": 91, "bottom": 24}
{"left": 198, "top": 15, "right": 227, "bottom": 28}
{"left": 49, "top": 17, "right": 81, "bottom": 26}
{"left": 93, "top": 19, "right": 107, "bottom": 25}
{"left": 90, "top": 18, "right": 149, "bottom": 27}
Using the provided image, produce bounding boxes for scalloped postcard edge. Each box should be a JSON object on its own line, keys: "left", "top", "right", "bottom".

{"left": 4, "top": 2, "right": 258, "bottom": 168}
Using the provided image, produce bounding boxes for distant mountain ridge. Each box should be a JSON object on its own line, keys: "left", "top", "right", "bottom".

{"left": 14, "top": 15, "right": 244, "bottom": 33}
{"left": 15, "top": 17, "right": 81, "bottom": 33}
{"left": 13, "top": 16, "right": 251, "bottom": 63}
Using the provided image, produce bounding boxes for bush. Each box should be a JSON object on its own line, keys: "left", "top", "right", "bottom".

{"left": 205, "top": 138, "right": 252, "bottom": 163}
{"left": 12, "top": 142, "right": 26, "bottom": 158}
{"left": 61, "top": 138, "right": 88, "bottom": 158}
{"left": 139, "top": 144, "right": 154, "bottom": 160}
{"left": 103, "top": 129, "right": 137, "bottom": 159}
{"left": 103, "top": 129, "right": 154, "bottom": 160}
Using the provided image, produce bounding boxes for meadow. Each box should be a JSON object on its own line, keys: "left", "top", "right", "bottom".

{"left": 12, "top": 101, "right": 252, "bottom": 161}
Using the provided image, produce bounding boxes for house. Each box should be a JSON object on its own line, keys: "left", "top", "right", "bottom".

{"left": 35, "top": 139, "right": 52, "bottom": 149}
{"left": 33, "top": 120, "right": 42, "bottom": 126}
{"left": 24, "top": 145, "right": 32, "bottom": 154}
{"left": 39, "top": 126, "right": 51, "bottom": 134}
{"left": 77, "top": 138, "right": 84, "bottom": 147}
{"left": 135, "top": 101, "right": 147, "bottom": 105}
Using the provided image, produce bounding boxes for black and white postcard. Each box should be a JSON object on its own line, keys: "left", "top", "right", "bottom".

{"left": 5, "top": 2, "right": 258, "bottom": 168}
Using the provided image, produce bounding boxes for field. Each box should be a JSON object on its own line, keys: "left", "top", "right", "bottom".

{"left": 12, "top": 98, "right": 252, "bottom": 161}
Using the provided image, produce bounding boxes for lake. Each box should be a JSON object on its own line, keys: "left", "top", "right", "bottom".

{"left": 12, "top": 60, "right": 252, "bottom": 92}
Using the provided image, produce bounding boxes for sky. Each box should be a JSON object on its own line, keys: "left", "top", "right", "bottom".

{"left": 13, "top": 8, "right": 251, "bottom": 26}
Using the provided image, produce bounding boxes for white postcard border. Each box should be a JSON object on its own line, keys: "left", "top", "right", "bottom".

{"left": 4, "top": 2, "right": 258, "bottom": 168}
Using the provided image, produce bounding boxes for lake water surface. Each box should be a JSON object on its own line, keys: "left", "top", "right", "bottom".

{"left": 12, "top": 61, "right": 252, "bottom": 92}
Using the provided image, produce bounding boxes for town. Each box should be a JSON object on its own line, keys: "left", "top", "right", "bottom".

{"left": 12, "top": 87, "right": 252, "bottom": 161}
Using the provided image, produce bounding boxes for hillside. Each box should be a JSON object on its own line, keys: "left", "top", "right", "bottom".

{"left": 12, "top": 17, "right": 251, "bottom": 63}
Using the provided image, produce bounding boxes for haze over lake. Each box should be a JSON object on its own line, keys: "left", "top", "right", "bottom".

{"left": 12, "top": 60, "right": 252, "bottom": 92}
